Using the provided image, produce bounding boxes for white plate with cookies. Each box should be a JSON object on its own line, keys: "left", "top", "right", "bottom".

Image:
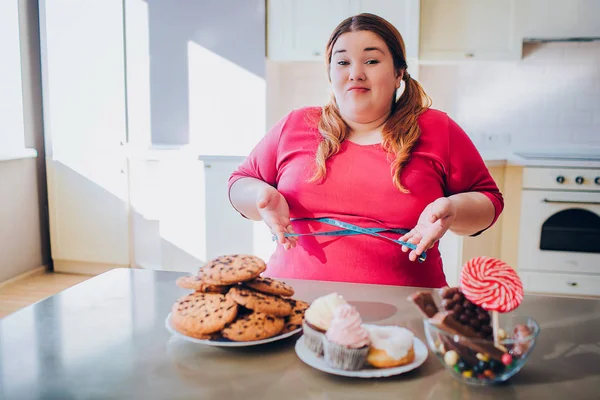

{"left": 165, "top": 312, "right": 302, "bottom": 347}
{"left": 294, "top": 335, "right": 428, "bottom": 378}
{"left": 168, "top": 254, "right": 308, "bottom": 347}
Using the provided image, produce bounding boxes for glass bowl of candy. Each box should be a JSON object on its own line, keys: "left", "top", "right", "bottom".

{"left": 423, "top": 315, "right": 540, "bottom": 385}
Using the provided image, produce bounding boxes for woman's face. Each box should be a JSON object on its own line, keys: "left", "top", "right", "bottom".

{"left": 330, "top": 30, "right": 402, "bottom": 125}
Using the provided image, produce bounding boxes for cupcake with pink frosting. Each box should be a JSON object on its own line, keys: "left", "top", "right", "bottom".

{"left": 323, "top": 303, "right": 371, "bottom": 370}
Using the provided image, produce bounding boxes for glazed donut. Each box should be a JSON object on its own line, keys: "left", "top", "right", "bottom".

{"left": 364, "top": 325, "right": 415, "bottom": 368}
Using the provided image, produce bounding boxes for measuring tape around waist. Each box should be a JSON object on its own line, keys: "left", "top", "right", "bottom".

{"left": 271, "top": 217, "right": 427, "bottom": 262}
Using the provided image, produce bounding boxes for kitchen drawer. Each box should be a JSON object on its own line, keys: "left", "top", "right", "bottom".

{"left": 520, "top": 271, "right": 600, "bottom": 297}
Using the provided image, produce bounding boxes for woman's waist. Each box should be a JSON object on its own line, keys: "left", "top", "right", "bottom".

{"left": 289, "top": 214, "right": 415, "bottom": 233}
{"left": 276, "top": 234, "right": 440, "bottom": 261}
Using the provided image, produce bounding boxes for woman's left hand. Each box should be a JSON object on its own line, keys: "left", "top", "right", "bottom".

{"left": 399, "top": 197, "right": 457, "bottom": 262}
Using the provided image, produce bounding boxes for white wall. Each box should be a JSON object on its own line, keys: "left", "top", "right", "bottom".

{"left": 125, "top": 0, "right": 266, "bottom": 153}
{"left": 266, "top": 60, "right": 330, "bottom": 128}
{"left": 419, "top": 42, "right": 600, "bottom": 148}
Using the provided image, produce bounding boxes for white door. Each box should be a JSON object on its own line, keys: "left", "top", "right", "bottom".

{"left": 0, "top": 1, "right": 26, "bottom": 153}
{"left": 40, "top": 0, "right": 130, "bottom": 272}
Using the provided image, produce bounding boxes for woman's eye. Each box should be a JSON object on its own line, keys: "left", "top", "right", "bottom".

{"left": 366, "top": 59, "right": 380, "bottom": 65}
{"left": 337, "top": 60, "right": 349, "bottom": 66}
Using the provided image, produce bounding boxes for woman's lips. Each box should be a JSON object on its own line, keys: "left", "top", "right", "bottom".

{"left": 348, "top": 87, "right": 370, "bottom": 93}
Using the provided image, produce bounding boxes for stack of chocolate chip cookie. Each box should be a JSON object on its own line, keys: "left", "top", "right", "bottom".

{"left": 171, "top": 254, "right": 309, "bottom": 342}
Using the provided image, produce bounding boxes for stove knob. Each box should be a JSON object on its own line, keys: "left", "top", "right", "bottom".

{"left": 595, "top": 177, "right": 600, "bottom": 185}
{"left": 556, "top": 176, "right": 565, "bottom": 184}
{"left": 575, "top": 176, "right": 585, "bottom": 185}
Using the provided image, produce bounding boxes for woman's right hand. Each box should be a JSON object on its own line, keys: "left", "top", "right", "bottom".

{"left": 256, "top": 187, "right": 298, "bottom": 250}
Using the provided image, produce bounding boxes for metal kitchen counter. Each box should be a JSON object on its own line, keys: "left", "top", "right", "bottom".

{"left": 1, "top": 268, "right": 599, "bottom": 399}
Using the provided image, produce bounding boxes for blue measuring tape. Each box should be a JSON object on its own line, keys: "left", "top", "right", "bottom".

{"left": 271, "top": 217, "right": 427, "bottom": 262}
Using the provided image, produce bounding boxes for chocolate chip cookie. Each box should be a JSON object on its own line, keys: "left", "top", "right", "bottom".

{"left": 171, "top": 292, "right": 238, "bottom": 337}
{"left": 243, "top": 276, "right": 295, "bottom": 297}
{"left": 201, "top": 254, "right": 266, "bottom": 285}
{"left": 227, "top": 286, "right": 292, "bottom": 317}
{"left": 175, "top": 275, "right": 230, "bottom": 294}
{"left": 222, "top": 311, "right": 285, "bottom": 341}
{"left": 281, "top": 299, "right": 310, "bottom": 334}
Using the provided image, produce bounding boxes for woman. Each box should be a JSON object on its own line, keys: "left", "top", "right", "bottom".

{"left": 228, "top": 13, "right": 503, "bottom": 288}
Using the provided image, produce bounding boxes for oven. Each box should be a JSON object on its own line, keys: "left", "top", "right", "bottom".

{"left": 517, "top": 167, "right": 600, "bottom": 296}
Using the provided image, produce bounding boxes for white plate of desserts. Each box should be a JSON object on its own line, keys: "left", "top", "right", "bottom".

{"left": 294, "top": 335, "right": 428, "bottom": 378}
{"left": 165, "top": 313, "right": 302, "bottom": 347}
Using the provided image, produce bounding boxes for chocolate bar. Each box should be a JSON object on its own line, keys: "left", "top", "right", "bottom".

{"left": 440, "top": 336, "right": 479, "bottom": 366}
{"left": 408, "top": 291, "right": 439, "bottom": 318}
{"left": 429, "top": 312, "right": 506, "bottom": 361}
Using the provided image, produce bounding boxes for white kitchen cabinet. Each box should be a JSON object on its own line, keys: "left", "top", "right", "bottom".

{"left": 39, "top": 0, "right": 130, "bottom": 273}
{"left": 354, "top": 0, "right": 420, "bottom": 59}
{"left": 520, "top": 271, "right": 600, "bottom": 297}
{"left": 267, "top": 0, "right": 420, "bottom": 61}
{"left": 129, "top": 155, "right": 276, "bottom": 274}
{"left": 420, "top": 0, "right": 522, "bottom": 61}
{"left": 202, "top": 157, "right": 276, "bottom": 263}
{"left": 268, "top": 0, "right": 355, "bottom": 61}
{"left": 517, "top": 0, "right": 600, "bottom": 39}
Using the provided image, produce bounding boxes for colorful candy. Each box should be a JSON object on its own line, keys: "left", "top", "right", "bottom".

{"left": 460, "top": 257, "right": 524, "bottom": 313}
{"left": 501, "top": 353, "right": 513, "bottom": 366}
{"left": 444, "top": 350, "right": 459, "bottom": 366}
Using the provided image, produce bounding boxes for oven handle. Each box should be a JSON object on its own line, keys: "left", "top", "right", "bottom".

{"left": 542, "top": 199, "right": 600, "bottom": 206}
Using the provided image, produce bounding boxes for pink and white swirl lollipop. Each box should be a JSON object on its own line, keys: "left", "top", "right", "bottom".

{"left": 460, "top": 256, "right": 523, "bottom": 312}
{"left": 461, "top": 257, "right": 524, "bottom": 345}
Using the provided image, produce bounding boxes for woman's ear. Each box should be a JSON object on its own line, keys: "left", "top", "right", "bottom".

{"left": 395, "top": 69, "right": 404, "bottom": 89}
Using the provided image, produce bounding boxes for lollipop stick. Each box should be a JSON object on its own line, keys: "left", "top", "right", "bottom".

{"left": 492, "top": 311, "right": 500, "bottom": 346}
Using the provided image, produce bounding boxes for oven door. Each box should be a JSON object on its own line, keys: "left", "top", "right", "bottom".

{"left": 518, "top": 190, "right": 600, "bottom": 274}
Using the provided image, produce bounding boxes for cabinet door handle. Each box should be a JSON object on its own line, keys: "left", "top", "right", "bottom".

{"left": 465, "top": 52, "right": 474, "bottom": 58}
{"left": 566, "top": 281, "right": 578, "bottom": 287}
{"left": 542, "top": 199, "right": 600, "bottom": 206}
{"left": 312, "top": 51, "right": 321, "bottom": 56}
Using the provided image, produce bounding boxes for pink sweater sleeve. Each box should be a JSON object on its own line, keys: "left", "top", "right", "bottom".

{"left": 445, "top": 117, "right": 504, "bottom": 233}
{"left": 228, "top": 112, "right": 289, "bottom": 190}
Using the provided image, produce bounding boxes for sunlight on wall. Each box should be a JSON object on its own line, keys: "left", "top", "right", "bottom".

{"left": 187, "top": 41, "right": 266, "bottom": 156}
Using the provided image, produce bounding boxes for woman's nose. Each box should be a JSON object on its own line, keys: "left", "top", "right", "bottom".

{"left": 349, "top": 64, "right": 366, "bottom": 81}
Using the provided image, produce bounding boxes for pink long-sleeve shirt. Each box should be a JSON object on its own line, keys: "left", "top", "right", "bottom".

{"left": 229, "top": 107, "right": 503, "bottom": 288}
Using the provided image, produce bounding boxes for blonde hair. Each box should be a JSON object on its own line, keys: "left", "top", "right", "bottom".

{"left": 311, "top": 13, "right": 432, "bottom": 192}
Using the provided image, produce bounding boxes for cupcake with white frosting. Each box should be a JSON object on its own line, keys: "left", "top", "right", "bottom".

{"left": 323, "top": 304, "right": 371, "bottom": 370}
{"left": 364, "top": 325, "right": 415, "bottom": 368}
{"left": 302, "top": 293, "right": 347, "bottom": 355}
